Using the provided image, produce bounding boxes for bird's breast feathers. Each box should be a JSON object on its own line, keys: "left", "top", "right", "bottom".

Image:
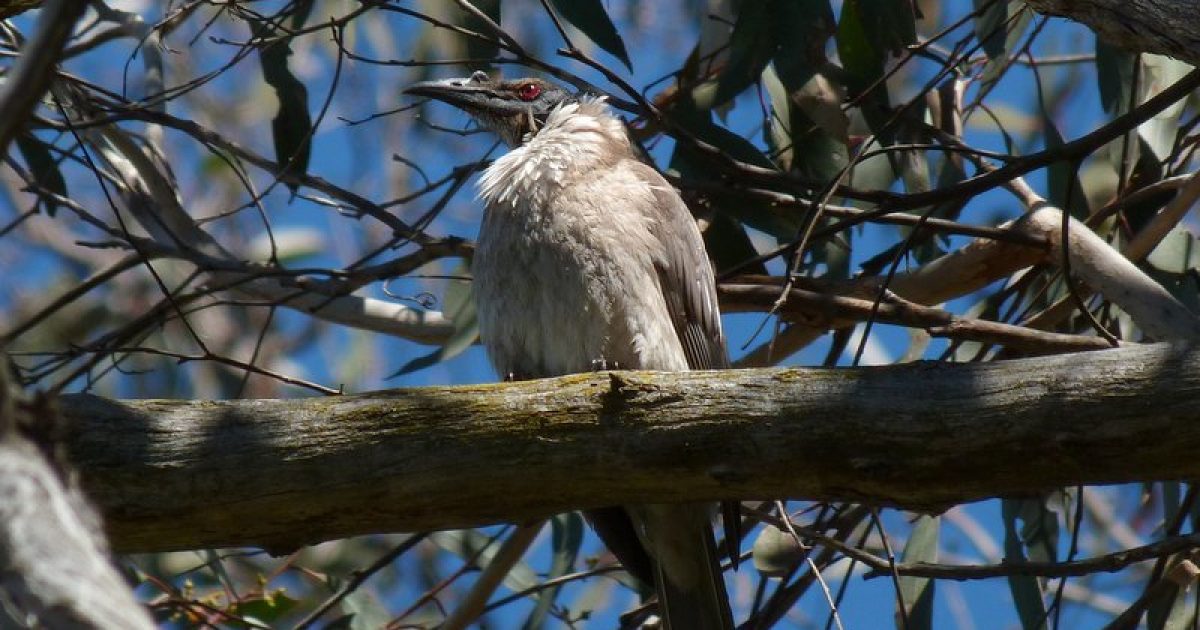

{"left": 474, "top": 126, "right": 689, "bottom": 377}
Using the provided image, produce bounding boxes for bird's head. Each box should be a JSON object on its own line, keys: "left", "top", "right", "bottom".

{"left": 404, "top": 71, "right": 575, "bottom": 147}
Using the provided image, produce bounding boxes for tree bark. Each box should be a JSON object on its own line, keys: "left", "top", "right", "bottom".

{"left": 1025, "top": 0, "right": 1200, "bottom": 66}
{"left": 61, "top": 342, "right": 1200, "bottom": 554}
{"left": 0, "top": 438, "right": 154, "bottom": 629}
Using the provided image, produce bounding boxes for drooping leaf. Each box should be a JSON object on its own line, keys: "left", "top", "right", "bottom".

{"left": 547, "top": 0, "right": 631, "bottom": 71}
{"left": 15, "top": 133, "right": 67, "bottom": 216}
{"left": 836, "top": 0, "right": 903, "bottom": 137}
{"left": 896, "top": 515, "right": 938, "bottom": 630}
{"left": 1147, "top": 225, "right": 1200, "bottom": 275}
{"left": 523, "top": 513, "right": 584, "bottom": 629}
{"left": 338, "top": 587, "right": 394, "bottom": 630}
{"left": 973, "top": 0, "right": 1009, "bottom": 60}
{"left": 667, "top": 96, "right": 800, "bottom": 240}
{"left": 857, "top": 0, "right": 916, "bottom": 55}
{"left": 1037, "top": 80, "right": 1090, "bottom": 219}
{"left": 1002, "top": 498, "right": 1050, "bottom": 630}
{"left": 462, "top": 0, "right": 501, "bottom": 67}
{"left": 290, "top": 0, "right": 316, "bottom": 29}
{"left": 704, "top": 210, "right": 767, "bottom": 275}
{"left": 1095, "top": 39, "right": 1136, "bottom": 115}
{"left": 977, "top": 2, "right": 1033, "bottom": 85}
{"left": 1138, "top": 54, "right": 1192, "bottom": 162}
{"left": 693, "top": 0, "right": 775, "bottom": 110}
{"left": 763, "top": 66, "right": 847, "bottom": 181}
{"left": 253, "top": 19, "right": 313, "bottom": 192}
{"left": 430, "top": 528, "right": 541, "bottom": 593}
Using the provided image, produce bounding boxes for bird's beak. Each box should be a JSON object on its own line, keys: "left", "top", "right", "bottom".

{"left": 404, "top": 75, "right": 517, "bottom": 118}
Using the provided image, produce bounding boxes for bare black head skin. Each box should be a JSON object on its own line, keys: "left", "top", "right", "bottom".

{"left": 404, "top": 71, "right": 575, "bottom": 147}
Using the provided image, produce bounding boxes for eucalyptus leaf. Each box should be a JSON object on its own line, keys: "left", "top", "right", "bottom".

{"left": 462, "top": 0, "right": 501, "bottom": 67}
{"left": 523, "top": 512, "right": 584, "bottom": 629}
{"left": 252, "top": 19, "right": 313, "bottom": 192}
{"left": 1002, "top": 498, "right": 1050, "bottom": 629}
{"left": 547, "top": 0, "right": 631, "bottom": 71}
{"left": 1138, "top": 54, "right": 1192, "bottom": 162}
{"left": 837, "top": 0, "right": 905, "bottom": 136}
{"left": 763, "top": 64, "right": 848, "bottom": 181}
{"left": 977, "top": 2, "right": 1032, "bottom": 85}
{"left": 693, "top": 0, "right": 774, "bottom": 110}
{"left": 704, "top": 211, "right": 767, "bottom": 276}
{"left": 973, "top": 0, "right": 1009, "bottom": 60}
{"left": 751, "top": 524, "right": 805, "bottom": 577}
{"left": 429, "top": 528, "right": 541, "bottom": 593}
{"left": 667, "top": 96, "right": 800, "bottom": 239}
{"left": 896, "top": 515, "right": 938, "bottom": 630}
{"left": 339, "top": 588, "right": 394, "bottom": 630}
{"left": 1147, "top": 225, "right": 1200, "bottom": 274}
{"left": 15, "top": 133, "right": 67, "bottom": 216}
{"left": 1095, "top": 39, "right": 1136, "bottom": 115}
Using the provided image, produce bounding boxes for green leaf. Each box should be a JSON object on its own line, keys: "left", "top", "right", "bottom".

{"left": 430, "top": 528, "right": 541, "bottom": 593}
{"left": 338, "top": 587, "right": 393, "bottom": 630}
{"left": 1147, "top": 225, "right": 1200, "bottom": 274}
{"left": 523, "top": 513, "right": 584, "bottom": 629}
{"left": 973, "top": 0, "right": 1009, "bottom": 60}
{"left": 976, "top": 2, "right": 1032, "bottom": 85}
{"left": 15, "top": 133, "right": 67, "bottom": 217}
{"left": 290, "top": 0, "right": 316, "bottom": 29}
{"left": 1037, "top": 83, "right": 1089, "bottom": 219}
{"left": 763, "top": 63, "right": 848, "bottom": 181}
{"left": 896, "top": 515, "right": 938, "bottom": 630}
{"left": 667, "top": 96, "right": 800, "bottom": 240}
{"left": 253, "top": 20, "right": 313, "bottom": 192}
{"left": 751, "top": 524, "right": 805, "bottom": 577}
{"left": 704, "top": 211, "right": 767, "bottom": 276}
{"left": 858, "top": 0, "right": 916, "bottom": 55}
{"left": 547, "top": 0, "right": 631, "bottom": 71}
{"left": 390, "top": 263, "right": 479, "bottom": 377}
{"left": 1138, "top": 54, "right": 1192, "bottom": 162}
{"left": 1002, "top": 498, "right": 1050, "bottom": 630}
{"left": 462, "top": 0, "right": 501, "bottom": 66}
{"left": 1095, "top": 39, "right": 1136, "bottom": 115}
{"left": 693, "top": 0, "right": 776, "bottom": 110}
{"left": 1153, "top": 585, "right": 1195, "bottom": 630}
{"left": 837, "top": 0, "right": 905, "bottom": 137}
{"left": 228, "top": 589, "right": 298, "bottom": 624}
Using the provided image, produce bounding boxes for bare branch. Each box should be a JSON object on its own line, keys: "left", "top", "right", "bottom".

{"left": 58, "top": 343, "right": 1200, "bottom": 553}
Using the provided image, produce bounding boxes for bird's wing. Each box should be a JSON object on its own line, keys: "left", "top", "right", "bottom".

{"left": 626, "top": 161, "right": 729, "bottom": 370}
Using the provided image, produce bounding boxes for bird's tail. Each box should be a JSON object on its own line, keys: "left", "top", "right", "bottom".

{"left": 634, "top": 502, "right": 734, "bottom": 630}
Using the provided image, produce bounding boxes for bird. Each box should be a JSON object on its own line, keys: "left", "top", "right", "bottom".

{"left": 406, "top": 71, "right": 735, "bottom": 629}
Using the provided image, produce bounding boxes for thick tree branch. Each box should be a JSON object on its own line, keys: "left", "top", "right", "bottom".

{"left": 0, "top": 0, "right": 86, "bottom": 154}
{"left": 60, "top": 342, "right": 1200, "bottom": 554}
{"left": 1026, "top": 0, "right": 1200, "bottom": 66}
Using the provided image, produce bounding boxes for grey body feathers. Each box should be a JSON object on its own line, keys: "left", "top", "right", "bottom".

{"left": 473, "top": 96, "right": 733, "bottom": 629}
{"left": 475, "top": 97, "right": 726, "bottom": 378}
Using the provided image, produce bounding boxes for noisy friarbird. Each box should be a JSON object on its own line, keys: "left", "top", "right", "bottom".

{"left": 406, "top": 72, "right": 735, "bottom": 629}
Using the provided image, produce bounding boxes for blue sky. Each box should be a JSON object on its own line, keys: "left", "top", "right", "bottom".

{"left": 1, "top": 1, "right": 1161, "bottom": 627}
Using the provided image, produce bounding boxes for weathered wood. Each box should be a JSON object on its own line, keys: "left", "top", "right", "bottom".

{"left": 59, "top": 342, "right": 1200, "bottom": 554}
{"left": 1026, "top": 0, "right": 1200, "bottom": 66}
{"left": 0, "top": 438, "right": 154, "bottom": 629}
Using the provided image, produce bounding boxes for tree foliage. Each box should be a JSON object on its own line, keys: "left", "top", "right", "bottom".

{"left": 2, "top": 0, "right": 1200, "bottom": 627}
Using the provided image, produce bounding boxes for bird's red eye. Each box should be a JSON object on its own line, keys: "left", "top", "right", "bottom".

{"left": 517, "top": 83, "right": 541, "bottom": 101}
